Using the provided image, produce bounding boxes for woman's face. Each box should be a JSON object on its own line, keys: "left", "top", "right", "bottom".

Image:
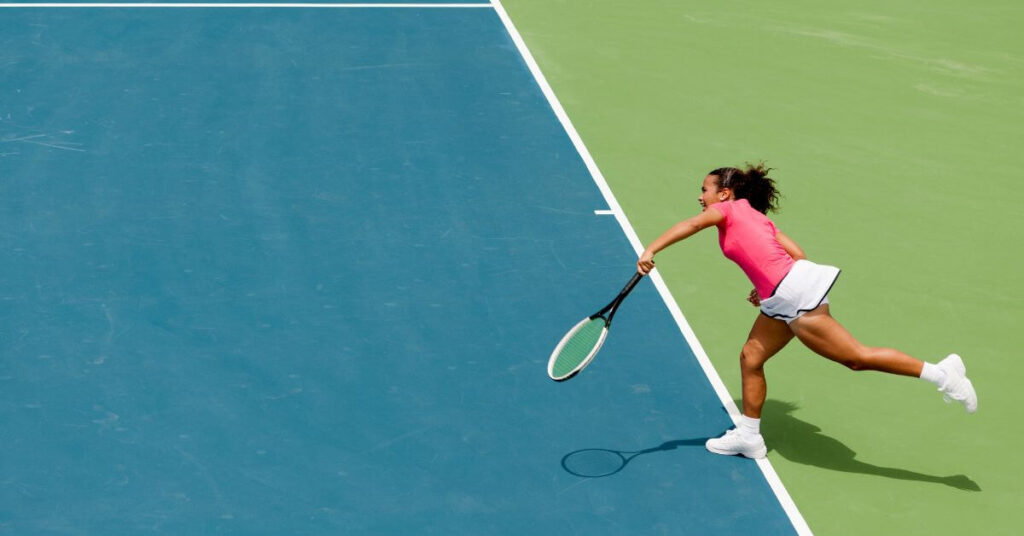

{"left": 698, "top": 174, "right": 731, "bottom": 211}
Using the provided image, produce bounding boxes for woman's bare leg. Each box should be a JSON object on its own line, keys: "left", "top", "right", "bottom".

{"left": 705, "top": 313, "right": 794, "bottom": 459}
{"left": 788, "top": 305, "right": 924, "bottom": 377}
{"left": 740, "top": 314, "right": 795, "bottom": 418}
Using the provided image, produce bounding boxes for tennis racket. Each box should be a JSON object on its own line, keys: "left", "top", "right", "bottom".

{"left": 547, "top": 272, "right": 645, "bottom": 382}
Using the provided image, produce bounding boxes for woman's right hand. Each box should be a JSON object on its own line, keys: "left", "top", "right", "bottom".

{"left": 637, "top": 250, "right": 656, "bottom": 275}
{"left": 747, "top": 289, "right": 761, "bottom": 307}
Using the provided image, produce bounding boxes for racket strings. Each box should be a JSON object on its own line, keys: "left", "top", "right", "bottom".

{"left": 550, "top": 318, "right": 606, "bottom": 378}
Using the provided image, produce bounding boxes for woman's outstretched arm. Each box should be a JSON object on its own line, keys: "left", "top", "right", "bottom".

{"left": 637, "top": 209, "right": 724, "bottom": 274}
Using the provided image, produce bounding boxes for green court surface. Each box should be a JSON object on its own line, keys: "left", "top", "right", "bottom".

{"left": 502, "top": 0, "right": 1022, "bottom": 534}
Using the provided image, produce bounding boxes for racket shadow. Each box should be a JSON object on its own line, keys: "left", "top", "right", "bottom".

{"left": 560, "top": 438, "right": 706, "bottom": 478}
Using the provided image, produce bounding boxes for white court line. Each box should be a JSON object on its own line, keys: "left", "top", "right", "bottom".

{"left": 490, "top": 1, "right": 813, "bottom": 534}
{"left": 593, "top": 209, "right": 615, "bottom": 216}
{"left": 0, "top": 3, "right": 492, "bottom": 7}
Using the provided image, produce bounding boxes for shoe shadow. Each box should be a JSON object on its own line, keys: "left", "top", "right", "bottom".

{"left": 760, "top": 399, "right": 981, "bottom": 492}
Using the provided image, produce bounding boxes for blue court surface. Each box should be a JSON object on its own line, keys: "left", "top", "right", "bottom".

{"left": 1, "top": 4, "right": 797, "bottom": 534}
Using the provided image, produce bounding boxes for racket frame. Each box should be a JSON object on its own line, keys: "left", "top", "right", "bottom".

{"left": 547, "top": 272, "right": 644, "bottom": 381}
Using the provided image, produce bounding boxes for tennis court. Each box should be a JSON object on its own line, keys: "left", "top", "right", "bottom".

{"left": 3, "top": 1, "right": 1018, "bottom": 534}
{"left": 0, "top": 2, "right": 802, "bottom": 533}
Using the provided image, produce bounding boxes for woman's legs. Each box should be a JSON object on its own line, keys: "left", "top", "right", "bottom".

{"left": 740, "top": 314, "right": 795, "bottom": 418}
{"left": 788, "top": 304, "right": 924, "bottom": 376}
{"left": 711, "top": 302, "right": 976, "bottom": 460}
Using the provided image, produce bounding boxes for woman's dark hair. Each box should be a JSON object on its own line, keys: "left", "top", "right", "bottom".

{"left": 709, "top": 162, "right": 780, "bottom": 214}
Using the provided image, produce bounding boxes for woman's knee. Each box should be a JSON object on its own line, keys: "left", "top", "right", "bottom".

{"left": 841, "top": 357, "right": 867, "bottom": 371}
{"left": 837, "top": 346, "right": 875, "bottom": 371}
{"left": 740, "top": 341, "right": 768, "bottom": 371}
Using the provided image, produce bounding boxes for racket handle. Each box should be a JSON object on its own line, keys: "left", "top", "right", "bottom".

{"left": 604, "top": 272, "right": 644, "bottom": 324}
{"left": 620, "top": 272, "right": 644, "bottom": 297}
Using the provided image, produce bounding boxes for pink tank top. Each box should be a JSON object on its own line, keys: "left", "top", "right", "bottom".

{"left": 709, "top": 199, "right": 795, "bottom": 299}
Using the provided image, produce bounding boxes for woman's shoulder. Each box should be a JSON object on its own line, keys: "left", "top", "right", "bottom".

{"left": 715, "top": 199, "right": 775, "bottom": 224}
{"left": 709, "top": 200, "right": 733, "bottom": 212}
{"left": 709, "top": 199, "right": 750, "bottom": 216}
{"left": 734, "top": 198, "right": 753, "bottom": 210}
{"left": 733, "top": 198, "right": 767, "bottom": 218}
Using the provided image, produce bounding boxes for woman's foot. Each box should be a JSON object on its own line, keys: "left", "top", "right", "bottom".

{"left": 705, "top": 428, "right": 767, "bottom": 459}
{"left": 937, "top": 354, "right": 978, "bottom": 413}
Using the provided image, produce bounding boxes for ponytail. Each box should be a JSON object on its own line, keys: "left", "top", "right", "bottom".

{"left": 709, "top": 162, "right": 780, "bottom": 214}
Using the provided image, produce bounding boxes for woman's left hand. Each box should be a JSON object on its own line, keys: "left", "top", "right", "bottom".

{"left": 747, "top": 289, "right": 761, "bottom": 307}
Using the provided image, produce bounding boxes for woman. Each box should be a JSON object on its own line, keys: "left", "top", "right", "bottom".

{"left": 636, "top": 164, "right": 977, "bottom": 459}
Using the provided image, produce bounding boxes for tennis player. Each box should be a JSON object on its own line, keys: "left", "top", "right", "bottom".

{"left": 636, "top": 164, "right": 977, "bottom": 459}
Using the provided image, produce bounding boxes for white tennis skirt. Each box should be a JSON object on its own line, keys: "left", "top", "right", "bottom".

{"left": 759, "top": 260, "right": 841, "bottom": 324}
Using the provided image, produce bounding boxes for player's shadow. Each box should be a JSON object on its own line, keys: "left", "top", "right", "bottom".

{"left": 760, "top": 399, "right": 980, "bottom": 491}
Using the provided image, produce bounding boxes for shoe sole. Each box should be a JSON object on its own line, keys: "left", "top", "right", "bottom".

{"left": 706, "top": 444, "right": 767, "bottom": 459}
{"left": 962, "top": 378, "right": 978, "bottom": 414}
{"left": 940, "top": 354, "right": 977, "bottom": 413}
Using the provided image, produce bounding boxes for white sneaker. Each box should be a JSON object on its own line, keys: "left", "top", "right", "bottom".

{"left": 705, "top": 428, "right": 767, "bottom": 459}
{"left": 937, "top": 354, "right": 977, "bottom": 414}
